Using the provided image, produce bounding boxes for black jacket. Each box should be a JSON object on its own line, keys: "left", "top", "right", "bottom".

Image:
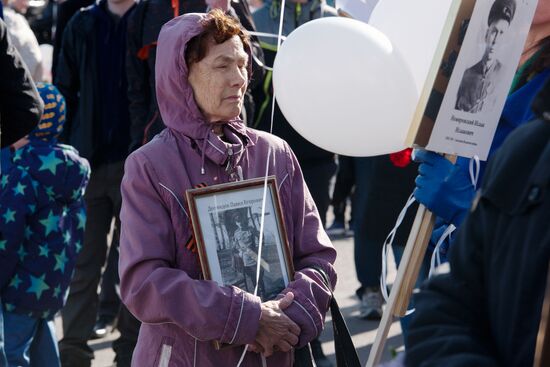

{"left": 0, "top": 18, "right": 42, "bottom": 148}
{"left": 126, "top": 0, "right": 263, "bottom": 150}
{"left": 55, "top": 1, "right": 134, "bottom": 167}
{"left": 405, "top": 83, "right": 550, "bottom": 367}
{"left": 52, "top": 0, "right": 94, "bottom": 79}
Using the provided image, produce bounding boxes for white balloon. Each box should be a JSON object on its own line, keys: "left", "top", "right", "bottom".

{"left": 273, "top": 17, "right": 418, "bottom": 157}
{"left": 369, "top": 0, "right": 454, "bottom": 92}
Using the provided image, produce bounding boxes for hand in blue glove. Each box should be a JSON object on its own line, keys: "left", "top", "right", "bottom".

{"left": 412, "top": 149, "right": 475, "bottom": 226}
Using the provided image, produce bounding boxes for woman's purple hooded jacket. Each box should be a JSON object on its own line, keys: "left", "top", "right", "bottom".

{"left": 119, "top": 12, "right": 337, "bottom": 367}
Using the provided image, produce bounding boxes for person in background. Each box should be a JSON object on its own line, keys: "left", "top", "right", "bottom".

{"left": 0, "top": 83, "right": 90, "bottom": 367}
{"left": 54, "top": 0, "right": 139, "bottom": 364}
{"left": 2, "top": 0, "right": 43, "bottom": 81}
{"left": 126, "top": 0, "right": 263, "bottom": 151}
{"left": 406, "top": 78, "right": 550, "bottom": 367}
{"left": 0, "top": 17, "right": 42, "bottom": 150}
{"left": 119, "top": 10, "right": 336, "bottom": 366}
{"left": 352, "top": 150, "right": 418, "bottom": 321}
{"left": 51, "top": 0, "right": 94, "bottom": 80}
{"left": 52, "top": 0, "right": 121, "bottom": 341}
{"left": 326, "top": 155, "right": 354, "bottom": 237}
{"left": 251, "top": 2, "right": 337, "bottom": 364}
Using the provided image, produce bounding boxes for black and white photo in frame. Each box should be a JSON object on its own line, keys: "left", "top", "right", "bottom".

{"left": 186, "top": 177, "right": 293, "bottom": 302}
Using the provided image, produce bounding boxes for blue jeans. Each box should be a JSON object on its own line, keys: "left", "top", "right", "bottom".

{"left": 0, "top": 303, "right": 7, "bottom": 367}
{"left": 1, "top": 310, "right": 60, "bottom": 367}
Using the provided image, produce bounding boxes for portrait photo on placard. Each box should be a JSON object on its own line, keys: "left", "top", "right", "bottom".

{"left": 426, "top": 0, "right": 539, "bottom": 159}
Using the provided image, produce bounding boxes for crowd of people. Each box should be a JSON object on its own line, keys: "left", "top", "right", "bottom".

{"left": 0, "top": 0, "right": 548, "bottom": 366}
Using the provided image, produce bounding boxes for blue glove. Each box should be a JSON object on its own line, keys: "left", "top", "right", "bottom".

{"left": 413, "top": 149, "right": 475, "bottom": 226}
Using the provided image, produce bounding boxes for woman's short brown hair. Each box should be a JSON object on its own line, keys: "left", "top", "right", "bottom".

{"left": 185, "top": 9, "right": 251, "bottom": 67}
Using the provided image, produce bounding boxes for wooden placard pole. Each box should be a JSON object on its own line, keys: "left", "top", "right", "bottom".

{"left": 365, "top": 204, "right": 434, "bottom": 367}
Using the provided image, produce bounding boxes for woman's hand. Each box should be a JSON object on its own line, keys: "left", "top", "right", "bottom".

{"left": 255, "top": 292, "right": 301, "bottom": 356}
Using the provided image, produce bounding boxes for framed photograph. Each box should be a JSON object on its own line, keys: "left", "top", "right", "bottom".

{"left": 186, "top": 176, "right": 294, "bottom": 303}
{"left": 407, "top": 0, "right": 539, "bottom": 160}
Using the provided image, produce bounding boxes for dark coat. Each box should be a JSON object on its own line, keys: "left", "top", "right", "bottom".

{"left": 54, "top": 1, "right": 134, "bottom": 167}
{"left": 0, "top": 19, "right": 42, "bottom": 148}
{"left": 51, "top": 0, "right": 94, "bottom": 79}
{"left": 405, "top": 88, "right": 550, "bottom": 366}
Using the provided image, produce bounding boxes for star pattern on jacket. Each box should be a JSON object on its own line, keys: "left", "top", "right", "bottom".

{"left": 24, "top": 227, "right": 32, "bottom": 240}
{"left": 38, "top": 151, "right": 64, "bottom": 175}
{"left": 71, "top": 189, "right": 81, "bottom": 201}
{"left": 54, "top": 249, "right": 68, "bottom": 273}
{"left": 38, "top": 244, "right": 50, "bottom": 257}
{"left": 12, "top": 182, "right": 26, "bottom": 196}
{"left": 26, "top": 274, "right": 50, "bottom": 300}
{"left": 76, "top": 211, "right": 86, "bottom": 230}
{"left": 1, "top": 175, "right": 8, "bottom": 189}
{"left": 1, "top": 143, "right": 90, "bottom": 319}
{"left": 40, "top": 210, "right": 60, "bottom": 236}
{"left": 17, "top": 246, "right": 28, "bottom": 261}
{"left": 63, "top": 231, "right": 71, "bottom": 245}
{"left": 3, "top": 208, "right": 16, "bottom": 223}
{"left": 53, "top": 285, "right": 61, "bottom": 298}
{"left": 13, "top": 149, "right": 23, "bottom": 162}
{"left": 9, "top": 274, "right": 23, "bottom": 289}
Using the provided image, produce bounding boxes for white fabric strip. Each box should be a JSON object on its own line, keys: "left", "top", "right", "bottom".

{"left": 278, "top": 173, "right": 289, "bottom": 190}
{"left": 158, "top": 344, "right": 172, "bottom": 367}
{"left": 237, "top": 0, "right": 286, "bottom": 363}
{"left": 380, "top": 194, "right": 416, "bottom": 303}
{"left": 428, "top": 223, "right": 456, "bottom": 278}
{"left": 159, "top": 182, "right": 188, "bottom": 218}
{"left": 229, "top": 292, "right": 246, "bottom": 344}
{"left": 469, "top": 155, "right": 480, "bottom": 188}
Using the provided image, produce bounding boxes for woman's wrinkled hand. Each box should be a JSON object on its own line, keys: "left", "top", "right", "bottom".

{"left": 255, "top": 292, "right": 301, "bottom": 357}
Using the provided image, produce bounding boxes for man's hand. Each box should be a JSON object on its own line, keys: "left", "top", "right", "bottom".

{"left": 255, "top": 292, "right": 301, "bottom": 356}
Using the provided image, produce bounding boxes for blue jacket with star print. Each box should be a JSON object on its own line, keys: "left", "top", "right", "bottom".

{"left": 0, "top": 141, "right": 90, "bottom": 319}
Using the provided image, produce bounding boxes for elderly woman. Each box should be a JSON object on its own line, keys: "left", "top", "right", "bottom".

{"left": 119, "top": 9, "right": 336, "bottom": 366}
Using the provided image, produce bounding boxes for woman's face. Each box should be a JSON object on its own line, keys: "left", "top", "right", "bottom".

{"left": 188, "top": 35, "right": 248, "bottom": 123}
{"left": 533, "top": 0, "right": 550, "bottom": 25}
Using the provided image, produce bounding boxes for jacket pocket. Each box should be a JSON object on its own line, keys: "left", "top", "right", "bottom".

{"left": 154, "top": 336, "right": 174, "bottom": 367}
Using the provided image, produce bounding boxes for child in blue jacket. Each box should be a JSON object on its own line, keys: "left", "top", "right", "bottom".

{"left": 0, "top": 83, "right": 90, "bottom": 366}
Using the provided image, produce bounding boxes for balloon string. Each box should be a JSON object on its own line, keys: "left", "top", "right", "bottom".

{"left": 469, "top": 155, "right": 480, "bottom": 188}
{"left": 248, "top": 31, "right": 287, "bottom": 40}
{"left": 236, "top": 0, "right": 285, "bottom": 364}
{"left": 269, "top": 0, "right": 286, "bottom": 134}
{"left": 380, "top": 193, "right": 416, "bottom": 303}
{"left": 428, "top": 223, "right": 455, "bottom": 278}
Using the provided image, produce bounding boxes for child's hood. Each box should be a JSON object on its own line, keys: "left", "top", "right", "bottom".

{"left": 16, "top": 143, "right": 90, "bottom": 203}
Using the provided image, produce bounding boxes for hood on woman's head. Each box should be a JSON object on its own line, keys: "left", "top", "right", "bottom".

{"left": 155, "top": 11, "right": 252, "bottom": 139}
{"left": 29, "top": 82, "right": 65, "bottom": 143}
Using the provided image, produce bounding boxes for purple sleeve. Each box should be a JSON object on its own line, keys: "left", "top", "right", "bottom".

{"left": 119, "top": 152, "right": 262, "bottom": 345}
{"left": 279, "top": 143, "right": 337, "bottom": 347}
